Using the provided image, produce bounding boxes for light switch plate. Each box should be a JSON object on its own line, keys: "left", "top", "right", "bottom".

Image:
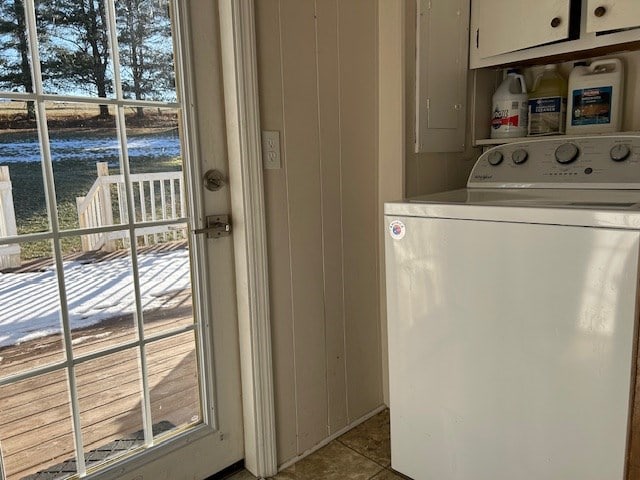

{"left": 262, "top": 131, "right": 281, "bottom": 170}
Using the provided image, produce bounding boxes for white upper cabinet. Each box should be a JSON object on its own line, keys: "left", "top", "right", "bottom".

{"left": 469, "top": 0, "right": 640, "bottom": 68}
{"left": 473, "top": 0, "right": 572, "bottom": 59}
{"left": 586, "top": 0, "right": 640, "bottom": 33}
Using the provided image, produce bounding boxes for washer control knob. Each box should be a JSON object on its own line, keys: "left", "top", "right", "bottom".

{"left": 610, "top": 144, "right": 631, "bottom": 162}
{"left": 487, "top": 150, "right": 503, "bottom": 166}
{"left": 512, "top": 149, "right": 528, "bottom": 165}
{"left": 555, "top": 143, "right": 579, "bottom": 164}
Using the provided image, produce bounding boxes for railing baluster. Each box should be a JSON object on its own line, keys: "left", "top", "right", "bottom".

{"left": 170, "top": 178, "right": 177, "bottom": 240}
{"left": 150, "top": 180, "right": 157, "bottom": 244}
{"left": 138, "top": 181, "right": 148, "bottom": 246}
{"left": 160, "top": 179, "right": 167, "bottom": 242}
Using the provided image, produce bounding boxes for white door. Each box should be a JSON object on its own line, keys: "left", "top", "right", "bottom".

{"left": 471, "top": 0, "right": 572, "bottom": 59}
{"left": 0, "top": 1, "right": 243, "bottom": 479}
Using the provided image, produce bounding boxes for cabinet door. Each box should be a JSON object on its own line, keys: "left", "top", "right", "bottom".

{"left": 586, "top": 0, "right": 640, "bottom": 33}
{"left": 473, "top": 0, "right": 571, "bottom": 59}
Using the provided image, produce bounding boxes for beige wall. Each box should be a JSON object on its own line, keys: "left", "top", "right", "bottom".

{"left": 254, "top": 0, "right": 487, "bottom": 466}
{"left": 255, "top": 0, "right": 383, "bottom": 465}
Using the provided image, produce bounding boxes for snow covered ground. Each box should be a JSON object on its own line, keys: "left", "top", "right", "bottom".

{"left": 0, "top": 249, "right": 191, "bottom": 347}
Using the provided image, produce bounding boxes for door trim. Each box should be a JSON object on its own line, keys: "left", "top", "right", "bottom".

{"left": 218, "top": 1, "right": 278, "bottom": 478}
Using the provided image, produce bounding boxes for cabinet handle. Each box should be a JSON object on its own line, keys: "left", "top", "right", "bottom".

{"left": 550, "top": 17, "right": 562, "bottom": 28}
{"left": 594, "top": 6, "right": 607, "bottom": 17}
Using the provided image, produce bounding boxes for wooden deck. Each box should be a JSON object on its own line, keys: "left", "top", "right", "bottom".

{"left": 0, "top": 242, "right": 201, "bottom": 480}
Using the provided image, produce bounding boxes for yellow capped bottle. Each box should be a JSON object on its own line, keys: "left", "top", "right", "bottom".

{"left": 527, "top": 64, "right": 567, "bottom": 136}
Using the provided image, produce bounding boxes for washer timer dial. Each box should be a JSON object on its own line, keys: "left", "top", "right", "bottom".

{"left": 487, "top": 151, "right": 503, "bottom": 166}
{"left": 512, "top": 149, "right": 528, "bottom": 165}
{"left": 610, "top": 144, "right": 631, "bottom": 162}
{"left": 555, "top": 143, "right": 580, "bottom": 164}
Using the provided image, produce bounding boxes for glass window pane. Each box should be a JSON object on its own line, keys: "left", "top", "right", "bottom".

{"left": 44, "top": 102, "right": 128, "bottom": 234}
{"left": 0, "top": 108, "right": 49, "bottom": 235}
{"left": 0, "top": 0, "right": 34, "bottom": 95}
{"left": 63, "top": 233, "right": 138, "bottom": 356}
{"left": 36, "top": 0, "right": 115, "bottom": 98}
{"left": 115, "top": 0, "right": 177, "bottom": 103}
{"left": 0, "top": 369, "right": 77, "bottom": 480}
{"left": 131, "top": 231, "right": 192, "bottom": 336}
{"left": 147, "top": 331, "right": 201, "bottom": 437}
{"left": 126, "top": 107, "right": 183, "bottom": 231}
{"left": 0, "top": 239, "right": 66, "bottom": 379}
{"left": 75, "top": 348, "right": 144, "bottom": 468}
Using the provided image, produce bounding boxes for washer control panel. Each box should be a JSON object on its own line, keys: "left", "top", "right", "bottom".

{"left": 469, "top": 135, "right": 640, "bottom": 189}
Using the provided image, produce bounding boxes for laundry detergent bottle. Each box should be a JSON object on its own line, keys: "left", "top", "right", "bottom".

{"left": 527, "top": 64, "right": 567, "bottom": 136}
{"left": 491, "top": 69, "right": 528, "bottom": 139}
{"left": 566, "top": 58, "right": 624, "bottom": 134}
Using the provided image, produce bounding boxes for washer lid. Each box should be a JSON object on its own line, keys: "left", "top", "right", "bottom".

{"left": 384, "top": 188, "right": 640, "bottom": 229}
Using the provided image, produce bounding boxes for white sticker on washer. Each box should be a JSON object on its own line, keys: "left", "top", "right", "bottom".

{"left": 389, "top": 220, "right": 405, "bottom": 240}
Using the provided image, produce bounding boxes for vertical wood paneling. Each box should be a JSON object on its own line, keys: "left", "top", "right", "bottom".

{"left": 256, "top": 0, "right": 386, "bottom": 465}
{"left": 316, "top": 0, "right": 348, "bottom": 435}
{"left": 254, "top": 0, "right": 297, "bottom": 463}
{"left": 279, "top": 0, "right": 329, "bottom": 454}
{"left": 338, "top": 0, "right": 383, "bottom": 420}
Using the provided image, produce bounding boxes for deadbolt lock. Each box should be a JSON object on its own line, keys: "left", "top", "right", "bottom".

{"left": 203, "top": 169, "right": 226, "bottom": 191}
{"left": 193, "top": 215, "right": 232, "bottom": 238}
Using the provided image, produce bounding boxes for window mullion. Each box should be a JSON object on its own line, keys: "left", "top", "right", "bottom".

{"left": 22, "top": 0, "right": 88, "bottom": 476}
{"left": 105, "top": 0, "right": 155, "bottom": 448}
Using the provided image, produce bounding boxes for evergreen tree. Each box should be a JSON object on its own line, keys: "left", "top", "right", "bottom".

{"left": 0, "top": 0, "right": 35, "bottom": 119}
{"left": 116, "top": 0, "right": 174, "bottom": 118}
{"left": 40, "top": 0, "right": 112, "bottom": 117}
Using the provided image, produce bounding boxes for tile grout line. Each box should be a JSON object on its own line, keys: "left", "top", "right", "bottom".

{"left": 335, "top": 438, "right": 391, "bottom": 472}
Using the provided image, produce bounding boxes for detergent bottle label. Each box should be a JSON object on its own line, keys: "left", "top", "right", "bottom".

{"left": 491, "top": 100, "right": 522, "bottom": 131}
{"left": 570, "top": 86, "right": 612, "bottom": 126}
{"left": 528, "top": 96, "right": 566, "bottom": 135}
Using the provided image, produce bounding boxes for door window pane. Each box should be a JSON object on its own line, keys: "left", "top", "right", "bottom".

{"left": 0, "top": 239, "right": 65, "bottom": 379}
{"left": 0, "top": 370, "right": 76, "bottom": 480}
{"left": 75, "top": 348, "right": 144, "bottom": 467}
{"left": 0, "top": 0, "right": 34, "bottom": 95}
{"left": 126, "top": 107, "right": 184, "bottom": 236}
{"left": 46, "top": 102, "right": 126, "bottom": 233}
{"left": 63, "top": 233, "right": 138, "bottom": 356}
{"left": 133, "top": 232, "right": 192, "bottom": 336}
{"left": 36, "top": 0, "right": 115, "bottom": 98}
{"left": 115, "top": 0, "right": 177, "bottom": 103}
{"left": 147, "top": 331, "right": 201, "bottom": 437}
{"left": 0, "top": 110, "right": 48, "bottom": 236}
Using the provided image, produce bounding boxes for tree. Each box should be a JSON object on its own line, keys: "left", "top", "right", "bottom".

{"left": 116, "top": 0, "right": 175, "bottom": 118}
{"left": 0, "top": 0, "right": 35, "bottom": 119}
{"left": 40, "top": 0, "right": 112, "bottom": 117}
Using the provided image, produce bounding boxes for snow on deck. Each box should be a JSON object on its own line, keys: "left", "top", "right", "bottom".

{"left": 0, "top": 249, "right": 190, "bottom": 347}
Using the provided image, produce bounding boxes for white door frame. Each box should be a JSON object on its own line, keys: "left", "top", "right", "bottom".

{"left": 218, "top": 1, "right": 278, "bottom": 478}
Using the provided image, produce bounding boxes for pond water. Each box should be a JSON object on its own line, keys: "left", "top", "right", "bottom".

{"left": 0, "top": 129, "right": 181, "bottom": 164}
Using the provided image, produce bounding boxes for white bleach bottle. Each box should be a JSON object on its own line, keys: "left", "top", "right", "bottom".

{"left": 566, "top": 58, "right": 624, "bottom": 134}
{"left": 490, "top": 69, "right": 528, "bottom": 139}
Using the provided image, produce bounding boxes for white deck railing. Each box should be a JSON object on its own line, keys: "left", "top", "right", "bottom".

{"left": 0, "top": 166, "right": 21, "bottom": 269}
{"left": 76, "top": 162, "right": 187, "bottom": 252}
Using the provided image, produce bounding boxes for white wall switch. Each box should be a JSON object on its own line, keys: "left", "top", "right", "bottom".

{"left": 262, "top": 131, "right": 281, "bottom": 170}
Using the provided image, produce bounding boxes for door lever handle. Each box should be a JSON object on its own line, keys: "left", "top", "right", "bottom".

{"left": 192, "top": 214, "right": 232, "bottom": 238}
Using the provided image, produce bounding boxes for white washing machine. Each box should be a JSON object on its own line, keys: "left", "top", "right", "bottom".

{"left": 385, "top": 135, "right": 640, "bottom": 480}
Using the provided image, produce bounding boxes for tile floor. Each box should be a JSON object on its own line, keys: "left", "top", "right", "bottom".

{"left": 226, "top": 409, "right": 407, "bottom": 480}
